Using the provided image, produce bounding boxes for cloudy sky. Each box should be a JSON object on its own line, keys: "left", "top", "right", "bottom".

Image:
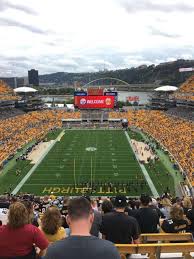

{"left": 0, "top": 0, "right": 194, "bottom": 76}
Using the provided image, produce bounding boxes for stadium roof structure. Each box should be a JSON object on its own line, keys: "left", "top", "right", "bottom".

{"left": 154, "top": 85, "right": 178, "bottom": 92}
{"left": 14, "top": 87, "right": 37, "bottom": 93}
{"left": 66, "top": 104, "right": 75, "bottom": 110}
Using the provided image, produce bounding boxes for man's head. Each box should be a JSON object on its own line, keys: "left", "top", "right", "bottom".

{"left": 66, "top": 197, "right": 94, "bottom": 234}
{"left": 114, "top": 195, "right": 127, "bottom": 209}
{"left": 140, "top": 194, "right": 151, "bottom": 207}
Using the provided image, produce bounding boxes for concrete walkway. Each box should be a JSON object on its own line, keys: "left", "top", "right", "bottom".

{"left": 11, "top": 130, "right": 65, "bottom": 195}
{"left": 125, "top": 131, "right": 159, "bottom": 197}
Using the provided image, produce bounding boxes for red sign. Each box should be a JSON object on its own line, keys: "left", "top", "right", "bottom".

{"left": 87, "top": 88, "right": 104, "bottom": 96}
{"left": 75, "top": 96, "right": 115, "bottom": 109}
{"left": 126, "top": 96, "right": 139, "bottom": 102}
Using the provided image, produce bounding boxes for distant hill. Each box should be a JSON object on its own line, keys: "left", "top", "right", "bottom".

{"left": 39, "top": 59, "right": 194, "bottom": 87}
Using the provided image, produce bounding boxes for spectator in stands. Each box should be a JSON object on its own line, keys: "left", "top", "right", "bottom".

{"left": 135, "top": 194, "right": 159, "bottom": 233}
{"left": 0, "top": 195, "right": 9, "bottom": 209}
{"left": 160, "top": 197, "right": 172, "bottom": 219}
{"left": 186, "top": 198, "right": 194, "bottom": 237}
{"left": 39, "top": 206, "right": 66, "bottom": 243}
{"left": 0, "top": 202, "right": 48, "bottom": 258}
{"left": 85, "top": 196, "right": 102, "bottom": 237}
{"left": 149, "top": 198, "right": 164, "bottom": 219}
{"left": 182, "top": 196, "right": 192, "bottom": 214}
{"left": 22, "top": 199, "right": 39, "bottom": 227}
{"left": 44, "top": 197, "right": 120, "bottom": 259}
{"left": 162, "top": 204, "right": 188, "bottom": 233}
{"left": 100, "top": 195, "right": 139, "bottom": 244}
{"left": 60, "top": 197, "right": 70, "bottom": 231}
{"left": 0, "top": 195, "right": 9, "bottom": 225}
{"left": 101, "top": 199, "right": 114, "bottom": 214}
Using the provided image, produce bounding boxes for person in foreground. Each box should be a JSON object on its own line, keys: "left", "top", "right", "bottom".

{"left": 0, "top": 202, "right": 48, "bottom": 259}
{"left": 100, "top": 195, "right": 140, "bottom": 244}
{"left": 44, "top": 197, "right": 120, "bottom": 259}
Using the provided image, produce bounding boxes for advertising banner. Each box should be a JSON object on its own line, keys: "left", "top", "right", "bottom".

{"left": 179, "top": 67, "right": 194, "bottom": 72}
{"left": 126, "top": 96, "right": 140, "bottom": 102}
{"left": 74, "top": 91, "right": 87, "bottom": 96}
{"left": 75, "top": 96, "right": 115, "bottom": 109}
{"left": 87, "top": 88, "right": 104, "bottom": 96}
{"left": 104, "top": 92, "right": 118, "bottom": 96}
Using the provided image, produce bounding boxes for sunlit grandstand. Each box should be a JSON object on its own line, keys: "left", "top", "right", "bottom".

{"left": 0, "top": 74, "right": 194, "bottom": 259}
{"left": 173, "top": 75, "right": 194, "bottom": 103}
{"left": 0, "top": 80, "right": 18, "bottom": 101}
{"left": 0, "top": 75, "right": 193, "bottom": 196}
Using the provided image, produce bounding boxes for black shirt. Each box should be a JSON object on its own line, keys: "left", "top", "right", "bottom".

{"left": 100, "top": 211, "right": 139, "bottom": 244}
{"left": 90, "top": 210, "right": 102, "bottom": 237}
{"left": 44, "top": 236, "right": 120, "bottom": 259}
{"left": 162, "top": 218, "right": 188, "bottom": 233}
{"left": 186, "top": 208, "right": 194, "bottom": 232}
{"left": 135, "top": 207, "right": 159, "bottom": 233}
{"left": 0, "top": 202, "right": 9, "bottom": 209}
{"left": 124, "top": 207, "right": 138, "bottom": 218}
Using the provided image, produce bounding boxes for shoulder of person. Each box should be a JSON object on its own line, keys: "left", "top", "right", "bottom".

{"left": 97, "top": 238, "right": 117, "bottom": 248}
{"left": 58, "top": 227, "right": 65, "bottom": 234}
{"left": 187, "top": 208, "right": 194, "bottom": 217}
{"left": 97, "top": 239, "right": 120, "bottom": 258}
{"left": 26, "top": 223, "right": 43, "bottom": 234}
{"left": 163, "top": 219, "right": 174, "bottom": 225}
{"left": 47, "top": 237, "right": 67, "bottom": 250}
{"left": 94, "top": 210, "right": 102, "bottom": 218}
{"left": 102, "top": 211, "right": 114, "bottom": 219}
{"left": 128, "top": 214, "right": 138, "bottom": 221}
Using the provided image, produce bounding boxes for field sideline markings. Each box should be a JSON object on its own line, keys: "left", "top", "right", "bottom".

{"left": 11, "top": 130, "right": 65, "bottom": 195}
{"left": 124, "top": 131, "right": 159, "bottom": 197}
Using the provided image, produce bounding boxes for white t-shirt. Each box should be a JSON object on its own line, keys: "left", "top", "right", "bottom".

{"left": 0, "top": 208, "right": 9, "bottom": 225}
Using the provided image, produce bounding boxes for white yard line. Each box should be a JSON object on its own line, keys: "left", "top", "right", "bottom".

{"left": 11, "top": 130, "right": 65, "bottom": 195}
{"left": 124, "top": 131, "right": 159, "bottom": 197}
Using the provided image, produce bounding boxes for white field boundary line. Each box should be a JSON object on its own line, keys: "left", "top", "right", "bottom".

{"left": 64, "top": 128, "right": 122, "bottom": 131}
{"left": 11, "top": 130, "right": 65, "bottom": 195}
{"left": 124, "top": 131, "right": 159, "bottom": 197}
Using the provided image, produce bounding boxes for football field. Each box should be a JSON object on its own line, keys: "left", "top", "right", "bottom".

{"left": 19, "top": 130, "right": 152, "bottom": 196}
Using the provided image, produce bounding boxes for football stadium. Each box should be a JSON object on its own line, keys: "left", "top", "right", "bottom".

{"left": 1, "top": 80, "right": 193, "bottom": 197}
{"left": 0, "top": 73, "right": 194, "bottom": 258}
{"left": 0, "top": 1, "right": 194, "bottom": 258}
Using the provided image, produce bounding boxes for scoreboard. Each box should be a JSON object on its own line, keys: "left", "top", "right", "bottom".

{"left": 74, "top": 88, "right": 117, "bottom": 109}
{"left": 75, "top": 96, "right": 114, "bottom": 109}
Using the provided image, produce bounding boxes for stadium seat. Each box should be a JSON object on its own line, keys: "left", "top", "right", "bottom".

{"left": 116, "top": 243, "right": 194, "bottom": 259}
{"left": 140, "top": 233, "right": 193, "bottom": 243}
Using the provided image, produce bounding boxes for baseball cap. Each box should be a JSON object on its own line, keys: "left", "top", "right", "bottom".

{"left": 114, "top": 195, "right": 127, "bottom": 208}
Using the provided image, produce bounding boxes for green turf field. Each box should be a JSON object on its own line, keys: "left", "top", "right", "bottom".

{"left": 19, "top": 130, "right": 151, "bottom": 196}
{"left": 0, "top": 129, "right": 176, "bottom": 196}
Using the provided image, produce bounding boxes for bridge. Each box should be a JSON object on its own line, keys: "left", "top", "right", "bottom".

{"left": 82, "top": 77, "right": 157, "bottom": 91}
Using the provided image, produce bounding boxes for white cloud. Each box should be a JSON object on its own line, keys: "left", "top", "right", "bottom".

{"left": 0, "top": 0, "right": 193, "bottom": 76}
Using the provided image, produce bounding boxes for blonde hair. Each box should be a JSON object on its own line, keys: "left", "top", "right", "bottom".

{"left": 183, "top": 196, "right": 192, "bottom": 209}
{"left": 170, "top": 204, "right": 184, "bottom": 221}
{"left": 161, "top": 198, "right": 172, "bottom": 207}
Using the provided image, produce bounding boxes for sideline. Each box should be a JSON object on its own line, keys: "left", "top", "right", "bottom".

{"left": 11, "top": 130, "right": 65, "bottom": 195}
{"left": 124, "top": 131, "right": 159, "bottom": 197}
{"left": 138, "top": 130, "right": 183, "bottom": 197}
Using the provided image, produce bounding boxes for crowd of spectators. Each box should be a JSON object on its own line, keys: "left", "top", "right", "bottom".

{"left": 0, "top": 81, "right": 18, "bottom": 101}
{"left": 166, "top": 107, "right": 193, "bottom": 121}
{"left": 173, "top": 75, "right": 194, "bottom": 101}
{"left": 110, "top": 109, "right": 193, "bottom": 184}
{"left": 133, "top": 110, "right": 193, "bottom": 184}
{"left": 0, "top": 110, "right": 81, "bottom": 166}
{"left": 0, "top": 108, "right": 25, "bottom": 120}
{"left": 0, "top": 193, "right": 194, "bottom": 258}
{"left": 0, "top": 107, "right": 192, "bottom": 185}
